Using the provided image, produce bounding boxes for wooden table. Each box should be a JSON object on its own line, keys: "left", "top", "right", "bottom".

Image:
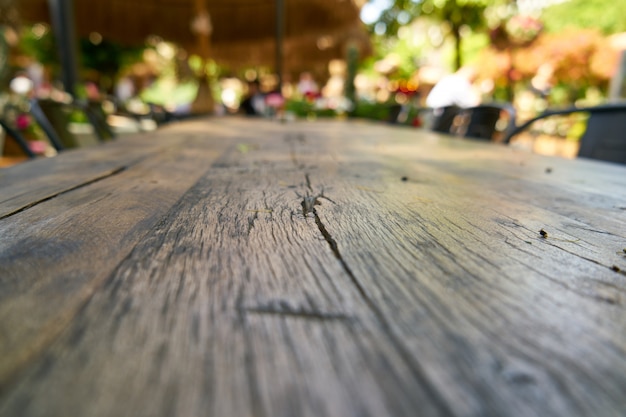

{"left": 1, "top": 118, "right": 625, "bottom": 417}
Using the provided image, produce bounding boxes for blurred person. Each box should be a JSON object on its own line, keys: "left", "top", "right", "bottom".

{"left": 85, "top": 81, "right": 101, "bottom": 101}
{"left": 322, "top": 60, "right": 346, "bottom": 99}
{"left": 426, "top": 66, "right": 481, "bottom": 109}
{"left": 297, "top": 72, "right": 319, "bottom": 98}
{"left": 240, "top": 79, "right": 265, "bottom": 116}
{"left": 26, "top": 62, "right": 45, "bottom": 94}
{"left": 529, "top": 63, "right": 554, "bottom": 100}
{"left": 265, "top": 89, "right": 285, "bottom": 119}
{"left": 114, "top": 76, "right": 135, "bottom": 103}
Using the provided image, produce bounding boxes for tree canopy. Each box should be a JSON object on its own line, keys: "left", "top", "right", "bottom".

{"left": 541, "top": 0, "right": 626, "bottom": 35}
{"left": 369, "top": 0, "right": 511, "bottom": 69}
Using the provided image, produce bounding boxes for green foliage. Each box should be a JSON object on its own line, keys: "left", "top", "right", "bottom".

{"left": 0, "top": 26, "right": 8, "bottom": 84}
{"left": 371, "top": 0, "right": 495, "bottom": 37}
{"left": 19, "top": 25, "right": 143, "bottom": 84}
{"left": 80, "top": 39, "right": 143, "bottom": 78}
{"left": 460, "top": 32, "right": 490, "bottom": 66}
{"left": 140, "top": 79, "right": 198, "bottom": 106}
{"left": 359, "top": 20, "right": 443, "bottom": 78}
{"left": 284, "top": 99, "right": 314, "bottom": 117}
{"left": 19, "top": 26, "right": 58, "bottom": 68}
{"left": 345, "top": 45, "right": 359, "bottom": 102}
{"left": 369, "top": 0, "right": 510, "bottom": 69}
{"left": 285, "top": 99, "right": 395, "bottom": 121}
{"left": 542, "top": 0, "right": 626, "bottom": 35}
{"left": 351, "top": 100, "right": 392, "bottom": 121}
{"left": 284, "top": 99, "right": 338, "bottom": 118}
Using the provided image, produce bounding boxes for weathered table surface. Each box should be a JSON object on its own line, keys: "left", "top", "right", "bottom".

{"left": 1, "top": 117, "right": 625, "bottom": 417}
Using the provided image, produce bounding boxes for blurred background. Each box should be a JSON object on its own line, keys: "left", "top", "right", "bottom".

{"left": 1, "top": 0, "right": 626, "bottom": 162}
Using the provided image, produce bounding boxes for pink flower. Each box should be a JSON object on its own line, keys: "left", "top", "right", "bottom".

{"left": 28, "top": 140, "right": 47, "bottom": 154}
{"left": 265, "top": 93, "right": 285, "bottom": 108}
{"left": 16, "top": 114, "right": 30, "bottom": 130}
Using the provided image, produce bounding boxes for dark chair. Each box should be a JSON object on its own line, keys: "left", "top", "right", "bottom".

{"left": 87, "top": 96, "right": 163, "bottom": 133}
{"left": 0, "top": 118, "right": 36, "bottom": 159}
{"left": 431, "top": 105, "right": 462, "bottom": 133}
{"left": 503, "top": 103, "right": 626, "bottom": 164}
{"left": 79, "top": 99, "right": 117, "bottom": 140}
{"left": 454, "top": 103, "right": 517, "bottom": 141}
{"left": 29, "top": 98, "right": 113, "bottom": 151}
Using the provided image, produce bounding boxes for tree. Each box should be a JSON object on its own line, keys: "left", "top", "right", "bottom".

{"left": 20, "top": 26, "right": 144, "bottom": 93}
{"left": 478, "top": 27, "right": 620, "bottom": 103}
{"left": 80, "top": 38, "right": 144, "bottom": 89}
{"left": 370, "top": 0, "right": 511, "bottom": 69}
{"left": 541, "top": 0, "right": 626, "bottom": 35}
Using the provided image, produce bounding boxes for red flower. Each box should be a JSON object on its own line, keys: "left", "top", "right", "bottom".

{"left": 16, "top": 113, "right": 30, "bottom": 130}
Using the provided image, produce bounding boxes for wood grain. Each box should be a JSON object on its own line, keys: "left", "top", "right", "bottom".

{"left": 0, "top": 118, "right": 625, "bottom": 417}
{"left": 0, "top": 123, "right": 235, "bottom": 391}
{"left": 0, "top": 119, "right": 237, "bottom": 218}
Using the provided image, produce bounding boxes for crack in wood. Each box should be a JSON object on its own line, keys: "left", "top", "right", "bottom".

{"left": 493, "top": 214, "right": 624, "bottom": 273}
{"left": 247, "top": 211, "right": 259, "bottom": 236}
{"left": 297, "top": 183, "right": 456, "bottom": 415}
{"left": 242, "top": 307, "right": 351, "bottom": 321}
{"left": 545, "top": 241, "right": 626, "bottom": 279}
{"left": 297, "top": 189, "right": 370, "bottom": 302}
{"left": 298, "top": 191, "right": 321, "bottom": 217}
{"left": 297, "top": 188, "right": 336, "bottom": 218}
{"left": 565, "top": 224, "right": 618, "bottom": 236}
{"left": 0, "top": 166, "right": 127, "bottom": 221}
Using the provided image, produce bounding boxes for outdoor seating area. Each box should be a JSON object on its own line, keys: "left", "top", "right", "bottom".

{"left": 1, "top": 1, "right": 626, "bottom": 417}
{"left": 504, "top": 103, "right": 626, "bottom": 164}
{"left": 406, "top": 102, "right": 517, "bottom": 142}
{"left": 0, "top": 117, "right": 35, "bottom": 163}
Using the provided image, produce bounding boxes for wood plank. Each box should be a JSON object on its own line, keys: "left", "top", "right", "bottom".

{"left": 0, "top": 132, "right": 162, "bottom": 218}
{"left": 0, "top": 127, "right": 235, "bottom": 391}
{"left": 1, "top": 119, "right": 625, "bottom": 417}
{"left": 0, "top": 140, "right": 448, "bottom": 417}
{"left": 303, "top": 123, "right": 626, "bottom": 416}
{"left": 0, "top": 119, "right": 235, "bottom": 218}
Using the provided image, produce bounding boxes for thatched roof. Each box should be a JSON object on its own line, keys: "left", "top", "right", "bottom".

{"left": 15, "top": 0, "right": 371, "bottom": 73}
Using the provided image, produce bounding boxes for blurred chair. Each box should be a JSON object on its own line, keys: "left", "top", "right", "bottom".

{"left": 503, "top": 103, "right": 626, "bottom": 164}
{"left": 430, "top": 105, "right": 462, "bottom": 133}
{"left": 108, "top": 95, "right": 173, "bottom": 125}
{"left": 78, "top": 100, "right": 117, "bottom": 140}
{"left": 29, "top": 98, "right": 113, "bottom": 152}
{"left": 387, "top": 104, "right": 403, "bottom": 124}
{"left": 455, "top": 103, "right": 517, "bottom": 141}
{"left": 0, "top": 118, "right": 36, "bottom": 159}
{"left": 85, "top": 97, "right": 157, "bottom": 134}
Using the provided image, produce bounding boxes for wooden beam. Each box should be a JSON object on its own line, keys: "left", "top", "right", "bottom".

{"left": 275, "top": 0, "right": 284, "bottom": 91}
{"left": 47, "top": 0, "right": 80, "bottom": 96}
